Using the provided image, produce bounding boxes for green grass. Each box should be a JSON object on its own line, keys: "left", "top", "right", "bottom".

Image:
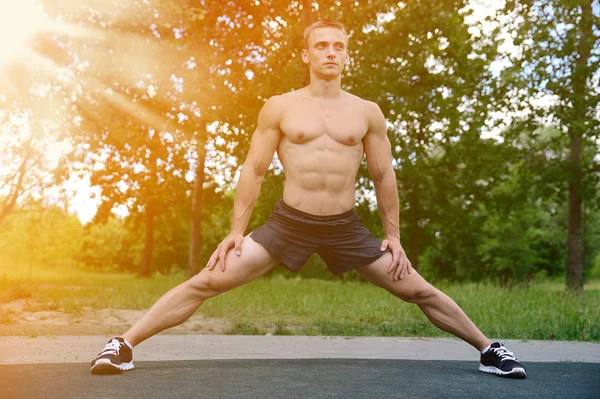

{"left": 0, "top": 264, "right": 599, "bottom": 341}
{"left": 224, "top": 321, "right": 266, "bottom": 335}
{"left": 273, "top": 320, "right": 293, "bottom": 335}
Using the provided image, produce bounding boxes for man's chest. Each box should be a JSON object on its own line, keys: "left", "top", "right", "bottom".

{"left": 279, "top": 100, "right": 369, "bottom": 146}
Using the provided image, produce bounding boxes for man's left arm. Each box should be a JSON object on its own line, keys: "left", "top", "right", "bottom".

{"left": 362, "top": 101, "right": 412, "bottom": 281}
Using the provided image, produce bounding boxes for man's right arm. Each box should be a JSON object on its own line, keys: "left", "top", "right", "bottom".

{"left": 230, "top": 95, "right": 282, "bottom": 235}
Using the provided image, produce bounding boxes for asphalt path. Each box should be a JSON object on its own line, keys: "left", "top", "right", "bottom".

{"left": 2, "top": 359, "right": 598, "bottom": 399}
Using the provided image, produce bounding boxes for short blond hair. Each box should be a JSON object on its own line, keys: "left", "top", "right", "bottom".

{"left": 303, "top": 20, "right": 347, "bottom": 49}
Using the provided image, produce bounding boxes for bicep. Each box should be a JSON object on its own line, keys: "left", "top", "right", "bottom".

{"left": 364, "top": 102, "right": 393, "bottom": 182}
{"left": 244, "top": 96, "right": 282, "bottom": 176}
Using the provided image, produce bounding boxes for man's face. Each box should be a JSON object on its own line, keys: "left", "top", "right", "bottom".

{"left": 301, "top": 27, "right": 349, "bottom": 77}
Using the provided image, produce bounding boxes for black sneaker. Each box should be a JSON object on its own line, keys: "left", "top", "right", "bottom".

{"left": 479, "top": 342, "right": 527, "bottom": 378}
{"left": 90, "top": 337, "right": 134, "bottom": 374}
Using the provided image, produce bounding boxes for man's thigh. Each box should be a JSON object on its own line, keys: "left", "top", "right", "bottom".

{"left": 193, "top": 233, "right": 280, "bottom": 296}
{"left": 355, "top": 252, "right": 433, "bottom": 301}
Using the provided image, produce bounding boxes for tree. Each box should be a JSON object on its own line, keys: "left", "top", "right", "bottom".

{"left": 79, "top": 216, "right": 126, "bottom": 270}
{"left": 499, "top": 0, "right": 600, "bottom": 291}
{"left": 342, "top": 0, "right": 504, "bottom": 272}
{"left": 0, "top": 104, "right": 70, "bottom": 231}
{"left": 0, "top": 5, "right": 72, "bottom": 232}
{"left": 44, "top": 1, "right": 207, "bottom": 276}
{"left": 0, "top": 201, "right": 83, "bottom": 271}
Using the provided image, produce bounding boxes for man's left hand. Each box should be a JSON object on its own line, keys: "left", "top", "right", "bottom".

{"left": 380, "top": 237, "right": 412, "bottom": 281}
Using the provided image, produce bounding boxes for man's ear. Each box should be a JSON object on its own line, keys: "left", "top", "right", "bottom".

{"left": 301, "top": 49, "right": 308, "bottom": 63}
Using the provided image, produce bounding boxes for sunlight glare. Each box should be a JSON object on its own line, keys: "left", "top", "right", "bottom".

{"left": 0, "top": 0, "right": 50, "bottom": 69}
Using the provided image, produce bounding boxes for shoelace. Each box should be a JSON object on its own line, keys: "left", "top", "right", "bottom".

{"left": 98, "top": 339, "right": 122, "bottom": 357}
{"left": 490, "top": 345, "right": 517, "bottom": 361}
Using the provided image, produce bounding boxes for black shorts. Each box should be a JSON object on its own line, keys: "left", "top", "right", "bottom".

{"left": 249, "top": 199, "right": 392, "bottom": 275}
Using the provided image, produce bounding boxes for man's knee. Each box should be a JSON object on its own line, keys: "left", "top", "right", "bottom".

{"left": 186, "top": 271, "right": 224, "bottom": 299}
{"left": 391, "top": 282, "right": 438, "bottom": 304}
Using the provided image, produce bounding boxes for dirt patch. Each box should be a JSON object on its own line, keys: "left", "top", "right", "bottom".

{"left": 0, "top": 299, "right": 229, "bottom": 336}
{"left": 0, "top": 299, "right": 299, "bottom": 337}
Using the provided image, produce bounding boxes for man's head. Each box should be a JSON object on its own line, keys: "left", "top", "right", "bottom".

{"left": 301, "top": 20, "right": 349, "bottom": 78}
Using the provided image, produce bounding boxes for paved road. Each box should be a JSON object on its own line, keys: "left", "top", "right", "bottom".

{"left": 2, "top": 336, "right": 599, "bottom": 398}
{"left": 2, "top": 336, "right": 600, "bottom": 363}
{"left": 2, "top": 359, "right": 599, "bottom": 398}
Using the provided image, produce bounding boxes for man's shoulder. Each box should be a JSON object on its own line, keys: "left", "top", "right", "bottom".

{"left": 360, "top": 98, "right": 382, "bottom": 113}
{"left": 262, "top": 90, "right": 308, "bottom": 116}
{"left": 263, "top": 93, "right": 284, "bottom": 107}
{"left": 344, "top": 94, "right": 385, "bottom": 131}
{"left": 259, "top": 94, "right": 287, "bottom": 121}
{"left": 341, "top": 91, "right": 381, "bottom": 112}
{"left": 262, "top": 91, "right": 301, "bottom": 114}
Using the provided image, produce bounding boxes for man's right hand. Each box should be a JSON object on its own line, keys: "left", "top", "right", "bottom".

{"left": 206, "top": 233, "right": 245, "bottom": 271}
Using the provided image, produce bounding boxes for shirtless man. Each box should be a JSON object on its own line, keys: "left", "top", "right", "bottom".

{"left": 90, "top": 20, "right": 527, "bottom": 379}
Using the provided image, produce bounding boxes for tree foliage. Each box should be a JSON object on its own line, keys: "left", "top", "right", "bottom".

{"left": 1, "top": 0, "right": 599, "bottom": 288}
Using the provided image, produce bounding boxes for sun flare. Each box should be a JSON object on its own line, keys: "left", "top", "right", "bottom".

{"left": 0, "top": 0, "right": 51, "bottom": 69}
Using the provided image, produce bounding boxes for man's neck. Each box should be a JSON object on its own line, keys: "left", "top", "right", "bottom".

{"left": 308, "top": 77, "right": 342, "bottom": 99}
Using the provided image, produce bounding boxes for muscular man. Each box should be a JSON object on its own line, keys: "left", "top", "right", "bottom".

{"left": 91, "top": 20, "right": 527, "bottom": 379}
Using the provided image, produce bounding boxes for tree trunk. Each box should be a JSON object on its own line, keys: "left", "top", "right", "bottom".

{"left": 188, "top": 133, "right": 207, "bottom": 278}
{"left": 408, "top": 122, "right": 425, "bottom": 273}
{"left": 566, "top": 0, "right": 593, "bottom": 292}
{"left": 406, "top": 177, "right": 420, "bottom": 273}
{"left": 0, "top": 193, "right": 17, "bottom": 231}
{"left": 566, "top": 170, "right": 583, "bottom": 290}
{"left": 302, "top": 0, "right": 316, "bottom": 26}
{"left": 140, "top": 200, "right": 156, "bottom": 277}
{"left": 301, "top": 0, "right": 317, "bottom": 87}
{"left": 409, "top": 194, "right": 420, "bottom": 273}
{"left": 0, "top": 157, "right": 28, "bottom": 230}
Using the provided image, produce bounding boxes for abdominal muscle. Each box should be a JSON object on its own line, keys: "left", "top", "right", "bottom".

{"left": 278, "top": 135, "right": 363, "bottom": 216}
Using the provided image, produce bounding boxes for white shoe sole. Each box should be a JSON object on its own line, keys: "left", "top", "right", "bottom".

{"left": 91, "top": 358, "right": 134, "bottom": 374}
{"left": 479, "top": 364, "right": 527, "bottom": 378}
